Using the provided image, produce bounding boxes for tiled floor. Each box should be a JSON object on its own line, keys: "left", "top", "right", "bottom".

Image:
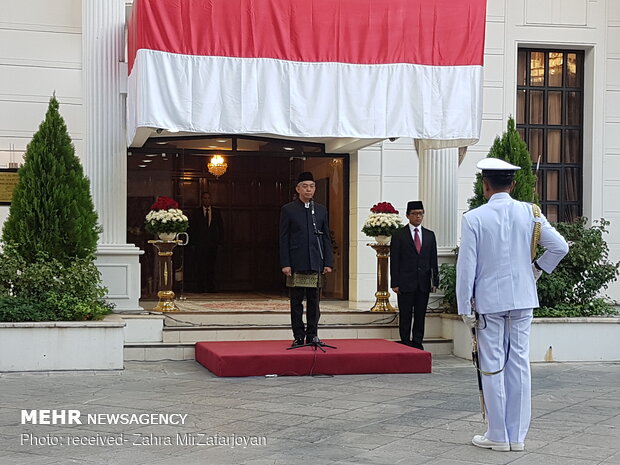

{"left": 1, "top": 356, "right": 619, "bottom": 465}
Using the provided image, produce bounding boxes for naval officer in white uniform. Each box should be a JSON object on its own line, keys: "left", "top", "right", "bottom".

{"left": 456, "top": 158, "right": 569, "bottom": 452}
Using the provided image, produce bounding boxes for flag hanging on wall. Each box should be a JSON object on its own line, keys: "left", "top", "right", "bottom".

{"left": 127, "top": 0, "right": 486, "bottom": 147}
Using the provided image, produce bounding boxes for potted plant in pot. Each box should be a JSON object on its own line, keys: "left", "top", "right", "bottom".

{"left": 0, "top": 96, "right": 123, "bottom": 371}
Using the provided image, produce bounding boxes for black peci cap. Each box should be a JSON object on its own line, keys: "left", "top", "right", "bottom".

{"left": 407, "top": 201, "right": 424, "bottom": 212}
{"left": 297, "top": 172, "right": 314, "bottom": 184}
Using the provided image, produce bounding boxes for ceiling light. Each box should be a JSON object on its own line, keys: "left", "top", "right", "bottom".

{"left": 283, "top": 146, "right": 295, "bottom": 151}
{"left": 145, "top": 154, "right": 158, "bottom": 157}
{"left": 207, "top": 155, "right": 228, "bottom": 178}
{"left": 138, "top": 164, "right": 147, "bottom": 168}
{"left": 155, "top": 141, "right": 168, "bottom": 145}
{"left": 216, "top": 139, "right": 228, "bottom": 143}
{"left": 141, "top": 159, "right": 153, "bottom": 163}
{"left": 207, "top": 145, "right": 217, "bottom": 149}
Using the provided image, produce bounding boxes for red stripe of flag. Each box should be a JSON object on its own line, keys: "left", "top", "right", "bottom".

{"left": 129, "top": 0, "right": 486, "bottom": 74}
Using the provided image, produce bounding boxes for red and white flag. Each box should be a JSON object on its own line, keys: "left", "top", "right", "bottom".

{"left": 127, "top": 0, "right": 486, "bottom": 146}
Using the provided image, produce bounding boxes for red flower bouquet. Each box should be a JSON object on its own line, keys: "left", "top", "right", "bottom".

{"left": 150, "top": 196, "right": 179, "bottom": 211}
{"left": 145, "top": 196, "right": 188, "bottom": 235}
{"left": 370, "top": 202, "right": 399, "bottom": 214}
{"left": 362, "top": 201, "right": 403, "bottom": 238}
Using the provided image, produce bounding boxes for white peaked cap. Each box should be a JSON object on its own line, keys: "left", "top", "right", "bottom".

{"left": 476, "top": 158, "right": 521, "bottom": 171}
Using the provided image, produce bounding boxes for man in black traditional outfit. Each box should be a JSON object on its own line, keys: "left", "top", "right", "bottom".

{"left": 279, "top": 172, "right": 333, "bottom": 347}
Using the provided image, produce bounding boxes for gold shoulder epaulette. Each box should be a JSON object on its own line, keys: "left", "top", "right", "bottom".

{"left": 531, "top": 204, "right": 541, "bottom": 261}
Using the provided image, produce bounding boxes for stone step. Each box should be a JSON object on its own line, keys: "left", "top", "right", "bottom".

{"left": 162, "top": 310, "right": 400, "bottom": 327}
{"left": 161, "top": 312, "right": 445, "bottom": 338}
{"left": 122, "top": 312, "right": 447, "bottom": 343}
{"left": 162, "top": 324, "right": 399, "bottom": 343}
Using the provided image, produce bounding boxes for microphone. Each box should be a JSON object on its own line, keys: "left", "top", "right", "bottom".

{"left": 310, "top": 200, "right": 324, "bottom": 242}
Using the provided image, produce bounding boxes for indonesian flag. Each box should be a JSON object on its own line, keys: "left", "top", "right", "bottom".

{"left": 127, "top": 0, "right": 486, "bottom": 147}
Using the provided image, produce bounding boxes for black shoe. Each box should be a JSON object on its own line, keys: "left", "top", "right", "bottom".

{"left": 306, "top": 336, "right": 319, "bottom": 345}
{"left": 291, "top": 338, "right": 305, "bottom": 347}
{"left": 412, "top": 342, "right": 424, "bottom": 350}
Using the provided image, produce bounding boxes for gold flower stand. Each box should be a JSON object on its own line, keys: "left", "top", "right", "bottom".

{"left": 368, "top": 241, "right": 397, "bottom": 312}
{"left": 148, "top": 239, "right": 182, "bottom": 312}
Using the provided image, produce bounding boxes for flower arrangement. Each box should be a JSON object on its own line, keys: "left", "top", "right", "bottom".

{"left": 144, "top": 196, "right": 189, "bottom": 235}
{"left": 361, "top": 202, "right": 403, "bottom": 237}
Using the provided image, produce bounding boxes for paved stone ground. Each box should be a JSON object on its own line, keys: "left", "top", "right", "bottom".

{"left": 1, "top": 356, "right": 619, "bottom": 465}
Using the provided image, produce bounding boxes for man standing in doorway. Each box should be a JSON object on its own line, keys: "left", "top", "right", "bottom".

{"left": 279, "top": 172, "right": 333, "bottom": 347}
{"left": 189, "top": 192, "right": 224, "bottom": 293}
{"left": 390, "top": 201, "right": 439, "bottom": 350}
{"left": 457, "top": 158, "right": 568, "bottom": 452}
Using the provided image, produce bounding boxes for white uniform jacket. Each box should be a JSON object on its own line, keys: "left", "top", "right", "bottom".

{"left": 456, "top": 192, "right": 569, "bottom": 315}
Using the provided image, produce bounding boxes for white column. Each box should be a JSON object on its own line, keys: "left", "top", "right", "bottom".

{"left": 418, "top": 147, "right": 459, "bottom": 253}
{"left": 83, "top": 0, "right": 143, "bottom": 312}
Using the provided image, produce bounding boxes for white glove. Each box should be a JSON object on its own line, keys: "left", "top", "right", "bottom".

{"left": 461, "top": 314, "right": 477, "bottom": 329}
{"left": 532, "top": 262, "right": 543, "bottom": 282}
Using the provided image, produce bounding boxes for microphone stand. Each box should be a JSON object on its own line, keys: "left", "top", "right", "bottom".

{"left": 287, "top": 335, "right": 337, "bottom": 353}
{"left": 288, "top": 199, "right": 336, "bottom": 352}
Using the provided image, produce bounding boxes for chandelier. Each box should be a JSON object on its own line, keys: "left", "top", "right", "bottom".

{"left": 207, "top": 155, "right": 227, "bottom": 178}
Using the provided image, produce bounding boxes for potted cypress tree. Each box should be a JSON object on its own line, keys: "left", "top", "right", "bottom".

{"left": 0, "top": 96, "right": 124, "bottom": 371}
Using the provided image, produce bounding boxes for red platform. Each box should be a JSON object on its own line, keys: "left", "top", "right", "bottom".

{"left": 195, "top": 339, "right": 432, "bottom": 377}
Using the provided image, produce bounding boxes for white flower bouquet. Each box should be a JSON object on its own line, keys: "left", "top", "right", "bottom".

{"left": 361, "top": 202, "right": 403, "bottom": 237}
{"left": 144, "top": 196, "right": 189, "bottom": 235}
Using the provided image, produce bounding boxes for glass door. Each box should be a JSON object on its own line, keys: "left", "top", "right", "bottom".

{"left": 127, "top": 136, "right": 348, "bottom": 300}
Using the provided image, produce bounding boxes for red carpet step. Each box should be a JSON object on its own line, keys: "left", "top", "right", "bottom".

{"left": 195, "top": 339, "right": 432, "bottom": 377}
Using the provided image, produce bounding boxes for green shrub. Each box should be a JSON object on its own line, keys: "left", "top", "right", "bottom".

{"left": 439, "top": 261, "right": 457, "bottom": 313}
{"left": 42, "top": 292, "right": 111, "bottom": 321}
{"left": 0, "top": 247, "right": 111, "bottom": 322}
{"left": 0, "top": 296, "right": 57, "bottom": 322}
{"left": 535, "top": 218, "right": 619, "bottom": 317}
{"left": 535, "top": 299, "right": 615, "bottom": 318}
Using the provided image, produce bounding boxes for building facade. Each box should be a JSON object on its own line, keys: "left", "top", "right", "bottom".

{"left": 1, "top": 0, "right": 619, "bottom": 306}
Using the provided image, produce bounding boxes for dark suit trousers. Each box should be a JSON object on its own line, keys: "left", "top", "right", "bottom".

{"left": 397, "top": 289, "right": 429, "bottom": 345}
{"left": 289, "top": 287, "right": 320, "bottom": 340}
{"left": 196, "top": 246, "right": 217, "bottom": 292}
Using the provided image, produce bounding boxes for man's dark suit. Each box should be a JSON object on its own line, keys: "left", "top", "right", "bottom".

{"left": 188, "top": 206, "right": 223, "bottom": 292}
{"left": 390, "top": 225, "right": 439, "bottom": 348}
{"left": 279, "top": 200, "right": 333, "bottom": 341}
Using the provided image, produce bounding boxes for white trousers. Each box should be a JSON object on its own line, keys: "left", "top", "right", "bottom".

{"left": 477, "top": 309, "right": 533, "bottom": 443}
